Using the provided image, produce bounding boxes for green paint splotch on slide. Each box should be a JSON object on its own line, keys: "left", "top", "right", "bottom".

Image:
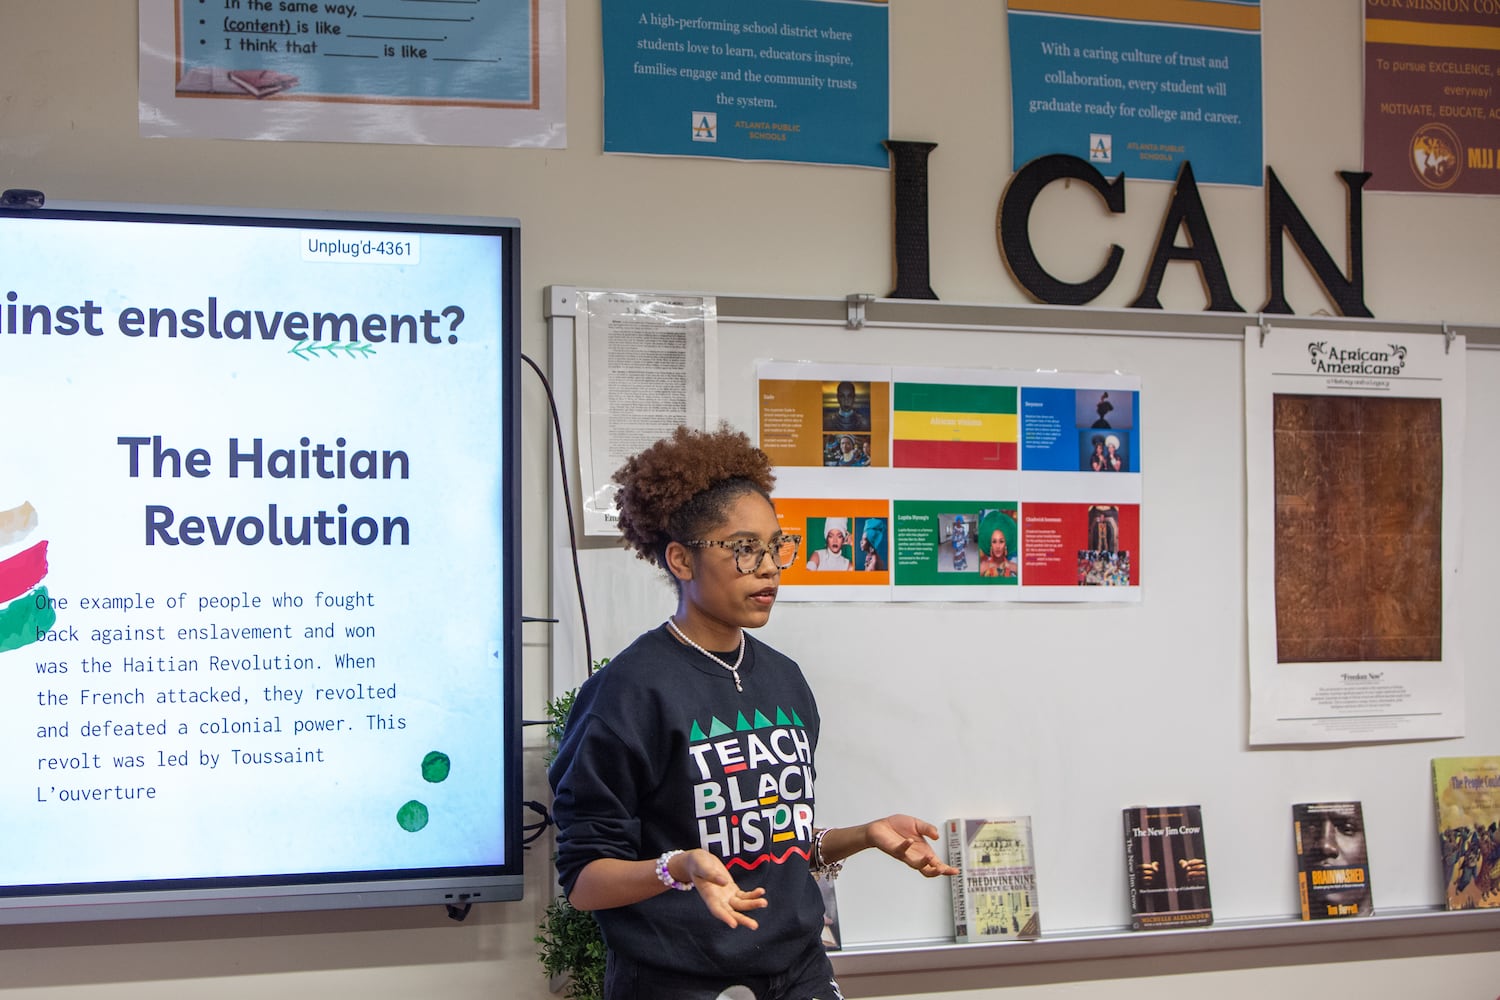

{"left": 396, "top": 752, "right": 452, "bottom": 831}
{"left": 397, "top": 799, "right": 430, "bottom": 833}
{"left": 0, "top": 586, "right": 57, "bottom": 654}
{"left": 421, "top": 751, "right": 451, "bottom": 783}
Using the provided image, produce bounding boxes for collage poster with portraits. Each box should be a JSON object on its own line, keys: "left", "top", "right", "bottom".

{"left": 1245, "top": 326, "right": 1466, "bottom": 746}
{"left": 757, "top": 362, "right": 1142, "bottom": 603}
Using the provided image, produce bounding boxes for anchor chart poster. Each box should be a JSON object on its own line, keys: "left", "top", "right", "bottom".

{"left": 139, "top": 0, "right": 566, "bottom": 146}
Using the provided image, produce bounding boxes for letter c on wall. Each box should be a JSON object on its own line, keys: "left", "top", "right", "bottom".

{"left": 998, "top": 154, "right": 1126, "bottom": 307}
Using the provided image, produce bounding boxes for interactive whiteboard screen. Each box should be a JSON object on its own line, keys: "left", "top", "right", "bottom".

{"left": 0, "top": 204, "right": 522, "bottom": 922}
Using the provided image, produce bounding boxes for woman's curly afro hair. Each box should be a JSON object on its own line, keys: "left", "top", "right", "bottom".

{"left": 612, "top": 423, "right": 776, "bottom": 568}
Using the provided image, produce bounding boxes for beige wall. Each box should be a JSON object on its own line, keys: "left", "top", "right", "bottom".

{"left": 3, "top": 1, "right": 1498, "bottom": 997}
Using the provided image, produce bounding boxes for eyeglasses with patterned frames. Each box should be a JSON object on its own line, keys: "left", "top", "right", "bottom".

{"left": 682, "top": 533, "right": 803, "bottom": 574}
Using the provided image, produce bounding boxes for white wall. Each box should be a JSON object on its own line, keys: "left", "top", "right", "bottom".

{"left": 2, "top": 1, "right": 1498, "bottom": 997}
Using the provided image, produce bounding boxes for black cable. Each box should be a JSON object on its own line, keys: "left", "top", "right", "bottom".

{"left": 521, "top": 353, "right": 594, "bottom": 676}
{"left": 521, "top": 799, "right": 554, "bottom": 847}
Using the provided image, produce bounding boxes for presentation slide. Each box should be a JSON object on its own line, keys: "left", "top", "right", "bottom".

{"left": 0, "top": 212, "right": 513, "bottom": 895}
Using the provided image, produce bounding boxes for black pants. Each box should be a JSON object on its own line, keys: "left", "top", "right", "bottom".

{"left": 603, "top": 944, "right": 842, "bottom": 1000}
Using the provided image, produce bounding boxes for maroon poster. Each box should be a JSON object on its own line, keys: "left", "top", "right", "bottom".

{"left": 1364, "top": 2, "right": 1500, "bottom": 194}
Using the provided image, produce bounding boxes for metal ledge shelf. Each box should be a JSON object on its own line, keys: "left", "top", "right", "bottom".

{"left": 712, "top": 294, "right": 1500, "bottom": 347}
{"left": 830, "top": 906, "right": 1500, "bottom": 977}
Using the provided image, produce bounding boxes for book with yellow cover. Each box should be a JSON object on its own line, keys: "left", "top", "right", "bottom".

{"left": 1434, "top": 756, "right": 1500, "bottom": 910}
{"left": 946, "top": 817, "right": 1040, "bottom": 941}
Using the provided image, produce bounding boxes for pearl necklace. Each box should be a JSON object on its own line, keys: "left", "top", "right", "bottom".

{"left": 666, "top": 619, "right": 745, "bottom": 692}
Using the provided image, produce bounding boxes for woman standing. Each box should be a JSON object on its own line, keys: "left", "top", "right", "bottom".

{"left": 550, "top": 425, "right": 953, "bottom": 1000}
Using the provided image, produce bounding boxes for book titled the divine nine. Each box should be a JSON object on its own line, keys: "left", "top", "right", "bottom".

{"left": 946, "top": 816, "right": 1041, "bottom": 942}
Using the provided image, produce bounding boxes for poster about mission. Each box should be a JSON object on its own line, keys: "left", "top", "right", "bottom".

{"left": 0, "top": 214, "right": 508, "bottom": 889}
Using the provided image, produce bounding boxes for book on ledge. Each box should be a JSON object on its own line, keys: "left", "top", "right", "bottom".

{"left": 1433, "top": 756, "right": 1500, "bottom": 910}
{"left": 817, "top": 877, "right": 841, "bottom": 951}
{"left": 946, "top": 816, "right": 1040, "bottom": 942}
{"left": 1123, "top": 804, "right": 1212, "bottom": 930}
{"left": 1293, "top": 801, "right": 1373, "bottom": 919}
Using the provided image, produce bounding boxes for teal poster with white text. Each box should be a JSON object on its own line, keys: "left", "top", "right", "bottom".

{"left": 1008, "top": 0, "right": 1263, "bottom": 186}
{"left": 603, "top": 0, "right": 890, "bottom": 167}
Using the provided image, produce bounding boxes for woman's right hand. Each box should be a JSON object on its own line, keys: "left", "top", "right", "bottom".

{"left": 675, "top": 849, "right": 767, "bottom": 929}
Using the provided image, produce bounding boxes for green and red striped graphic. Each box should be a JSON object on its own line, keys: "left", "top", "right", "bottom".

{"left": 893, "top": 382, "right": 1018, "bottom": 469}
{"left": 0, "top": 501, "right": 56, "bottom": 653}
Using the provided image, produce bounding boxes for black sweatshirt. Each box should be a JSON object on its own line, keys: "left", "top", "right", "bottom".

{"left": 549, "top": 625, "right": 826, "bottom": 977}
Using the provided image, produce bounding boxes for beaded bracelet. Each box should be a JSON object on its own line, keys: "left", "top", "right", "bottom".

{"left": 655, "top": 850, "right": 693, "bottom": 891}
{"left": 810, "top": 828, "right": 843, "bottom": 881}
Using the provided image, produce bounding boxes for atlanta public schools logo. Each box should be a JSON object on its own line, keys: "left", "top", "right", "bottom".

{"left": 692, "top": 111, "right": 717, "bottom": 142}
{"left": 1410, "top": 122, "right": 1461, "bottom": 190}
{"left": 1089, "top": 133, "right": 1112, "bottom": 163}
{"left": 1306, "top": 341, "right": 1408, "bottom": 375}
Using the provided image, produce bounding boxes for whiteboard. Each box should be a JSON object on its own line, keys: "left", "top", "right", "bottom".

{"left": 547, "top": 292, "right": 1500, "bottom": 950}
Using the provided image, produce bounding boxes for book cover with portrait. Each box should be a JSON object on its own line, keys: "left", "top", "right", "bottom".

{"left": 1293, "top": 801, "right": 1373, "bottom": 919}
{"left": 946, "top": 816, "right": 1040, "bottom": 942}
{"left": 1123, "top": 805, "right": 1212, "bottom": 930}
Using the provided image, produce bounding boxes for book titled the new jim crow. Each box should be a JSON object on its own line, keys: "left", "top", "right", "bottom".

{"left": 1123, "top": 805, "right": 1212, "bottom": 930}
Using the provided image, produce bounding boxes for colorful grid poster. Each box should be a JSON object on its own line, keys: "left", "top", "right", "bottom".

{"left": 1364, "top": 2, "right": 1500, "bottom": 194}
{"left": 1007, "top": 0, "right": 1264, "bottom": 185}
{"left": 759, "top": 361, "right": 1142, "bottom": 603}
{"left": 601, "top": 0, "right": 890, "bottom": 166}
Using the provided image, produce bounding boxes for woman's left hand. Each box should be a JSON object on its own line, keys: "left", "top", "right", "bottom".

{"left": 865, "top": 815, "right": 959, "bottom": 878}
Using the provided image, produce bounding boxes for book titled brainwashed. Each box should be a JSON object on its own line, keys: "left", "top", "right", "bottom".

{"left": 1433, "top": 756, "right": 1500, "bottom": 910}
{"left": 1293, "top": 801, "right": 1373, "bottom": 919}
{"left": 946, "top": 817, "right": 1041, "bottom": 941}
{"left": 1123, "top": 805, "right": 1212, "bottom": 930}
